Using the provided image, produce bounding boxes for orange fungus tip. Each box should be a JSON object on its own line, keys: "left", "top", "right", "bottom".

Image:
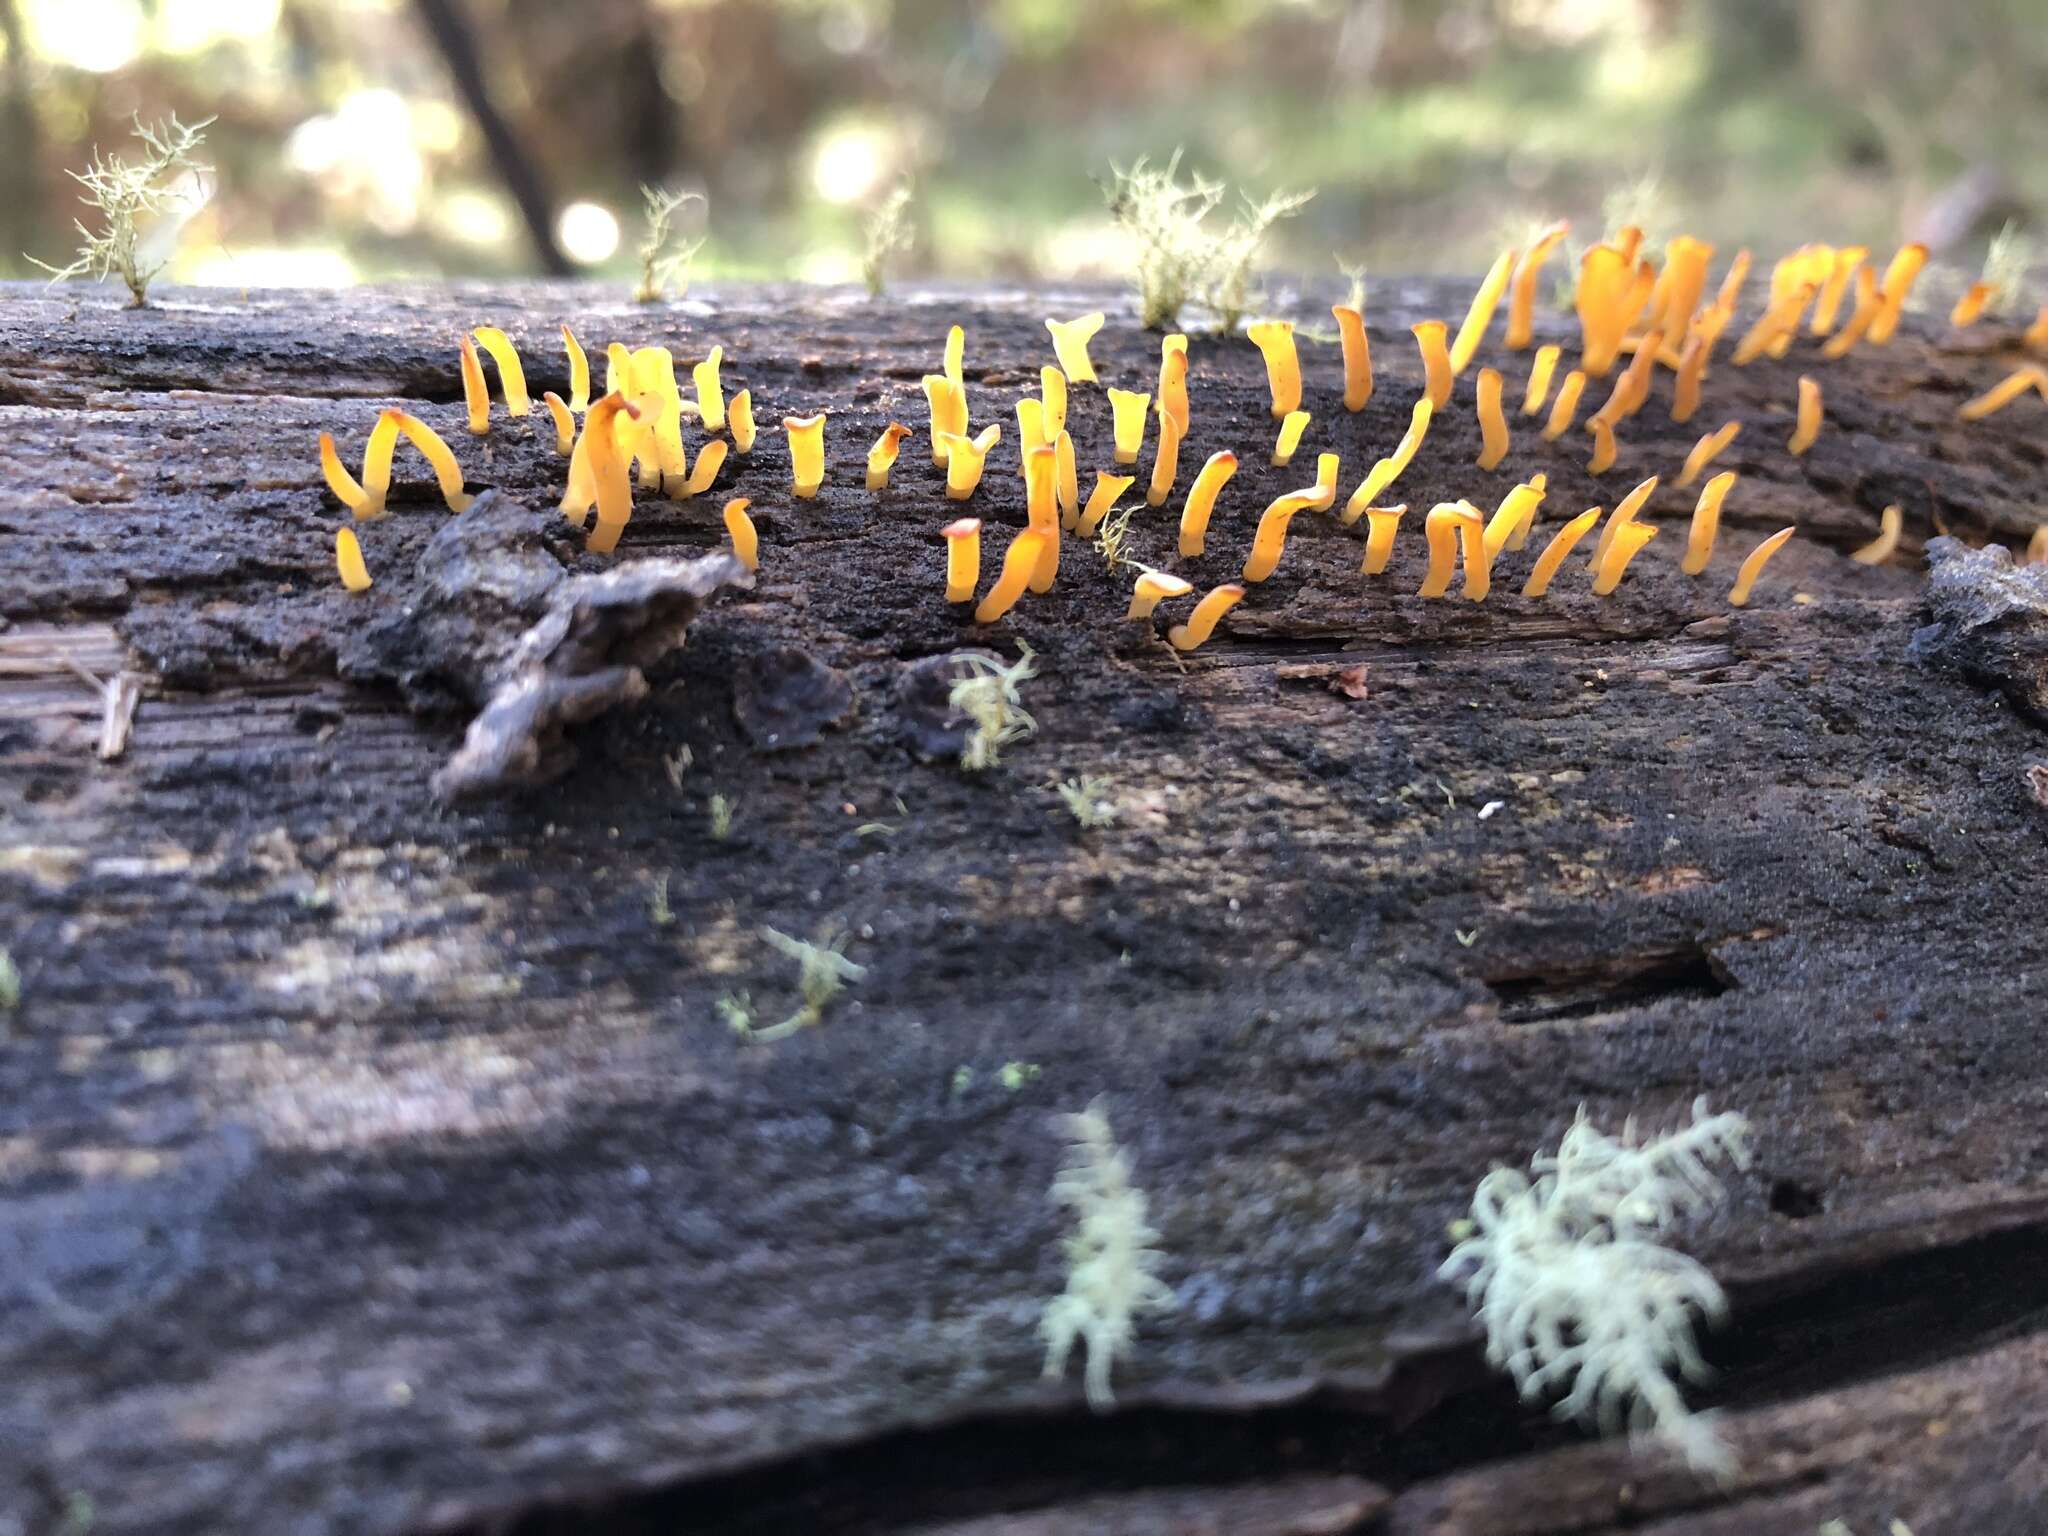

{"left": 1475, "top": 368, "right": 1509, "bottom": 470}
{"left": 1125, "top": 569, "right": 1194, "bottom": 622}
{"left": 867, "top": 421, "right": 913, "bottom": 490}
{"left": 1522, "top": 507, "right": 1604, "bottom": 598}
{"left": 542, "top": 392, "right": 574, "bottom": 455}
{"left": 1247, "top": 319, "right": 1301, "bottom": 418}
{"left": 722, "top": 497, "right": 758, "bottom": 570}
{"left": 1728, "top": 527, "right": 1797, "bottom": 606}
{"left": 335, "top": 526, "right": 372, "bottom": 592}
{"left": 1683, "top": 471, "right": 1738, "bottom": 576}
{"left": 942, "top": 518, "right": 982, "bottom": 604}
{"left": 1078, "top": 471, "right": 1135, "bottom": 539}
{"left": 1168, "top": 584, "right": 1244, "bottom": 652}
{"left": 1851, "top": 504, "right": 1903, "bottom": 566}
{"left": 1360, "top": 505, "right": 1406, "bottom": 575}
{"left": 924, "top": 375, "right": 968, "bottom": 463}
{"left": 1414, "top": 320, "right": 1453, "bottom": 408}
{"left": 1958, "top": 366, "right": 2048, "bottom": 422}
{"left": 458, "top": 334, "right": 490, "bottom": 435}
{"left": 729, "top": 389, "right": 757, "bottom": 453}
{"left": 1449, "top": 246, "right": 1516, "bottom": 374}
{"left": 560, "top": 324, "right": 590, "bottom": 412}
{"left": 974, "top": 528, "right": 1047, "bottom": 624}
{"left": 1242, "top": 490, "right": 1321, "bottom": 583}
{"left": 471, "top": 327, "right": 531, "bottom": 416}
{"left": 1177, "top": 450, "right": 1238, "bottom": 559}
{"left": 1332, "top": 303, "right": 1373, "bottom": 411}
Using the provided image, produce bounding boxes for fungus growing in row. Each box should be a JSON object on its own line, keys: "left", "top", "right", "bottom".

{"left": 1505, "top": 224, "right": 1569, "bottom": 350}
{"left": 459, "top": 334, "right": 490, "bottom": 435}
{"left": 942, "top": 518, "right": 982, "bottom": 602}
{"left": 730, "top": 390, "right": 756, "bottom": 453}
{"left": 1332, "top": 304, "right": 1374, "bottom": 410}
{"left": 1158, "top": 336, "right": 1190, "bottom": 430}
{"left": 943, "top": 324, "right": 965, "bottom": 388}
{"left": 1042, "top": 366, "right": 1069, "bottom": 438}
{"left": 723, "top": 496, "right": 758, "bottom": 571}
{"left": 1682, "top": 471, "right": 1737, "bottom": 575}
{"left": 1450, "top": 246, "right": 1517, "bottom": 374}
{"left": 1248, "top": 319, "right": 1302, "bottom": 418}
{"left": 1079, "top": 472, "right": 1136, "bottom": 539}
{"left": 1809, "top": 246, "right": 1866, "bottom": 335}
{"left": 1414, "top": 320, "right": 1454, "bottom": 408}
{"left": 1731, "top": 284, "right": 1815, "bottom": 365}
{"left": 470, "top": 327, "right": 531, "bottom": 416}
{"left": 1273, "top": 409, "right": 1310, "bottom": 466}
{"left": 1762, "top": 245, "right": 1832, "bottom": 356}
{"left": 1727, "top": 527, "right": 1797, "bottom": 606}
{"left": 1177, "top": 450, "right": 1239, "bottom": 558}
{"left": 1589, "top": 475, "right": 1659, "bottom": 574}
{"left": 941, "top": 424, "right": 1003, "bottom": 500}
{"left": 1168, "top": 583, "right": 1244, "bottom": 652}
{"left": 1677, "top": 420, "right": 1740, "bottom": 489}
{"left": 924, "top": 375, "right": 968, "bottom": 463}
{"left": 1360, "top": 505, "right": 1407, "bottom": 575}
{"left": 784, "top": 413, "right": 826, "bottom": 498}
{"left": 1342, "top": 397, "right": 1432, "bottom": 523}
{"left": 1865, "top": 244, "right": 1929, "bottom": 345}
{"left": 1016, "top": 396, "right": 1048, "bottom": 457}
{"left": 542, "top": 392, "right": 574, "bottom": 455}
{"left": 1671, "top": 335, "right": 1708, "bottom": 424}
{"left": 1542, "top": 370, "right": 1586, "bottom": 440}
{"left": 1306, "top": 450, "right": 1340, "bottom": 511}
{"left": 560, "top": 325, "right": 591, "bottom": 411}
{"left": 1592, "top": 329, "right": 1661, "bottom": 428}
{"left": 1242, "top": 489, "right": 1322, "bottom": 582}
{"left": 974, "top": 528, "right": 1047, "bottom": 624}
{"left": 1958, "top": 366, "right": 2048, "bottom": 421}
{"left": 1788, "top": 376, "right": 1822, "bottom": 456}
{"left": 1521, "top": 507, "right": 1603, "bottom": 598}
{"left": 1417, "top": 501, "right": 1484, "bottom": 599}
{"left": 1586, "top": 417, "right": 1617, "bottom": 474}
{"left": 1951, "top": 281, "right": 1996, "bottom": 329}
{"left": 1475, "top": 368, "right": 1510, "bottom": 470}
{"left": 1147, "top": 407, "right": 1185, "bottom": 508}
{"left": 1484, "top": 478, "right": 1548, "bottom": 560}
{"left": 692, "top": 345, "right": 726, "bottom": 433}
{"left": 335, "top": 526, "right": 372, "bottom": 592}
{"left": 1025, "top": 444, "right": 1062, "bottom": 591}
{"left": 386, "top": 410, "right": 474, "bottom": 513}
{"left": 1851, "top": 503, "right": 1902, "bottom": 565}
{"left": 1126, "top": 569, "right": 1194, "bottom": 621}
{"left": 318, "top": 413, "right": 395, "bottom": 518}
{"left": 580, "top": 393, "right": 641, "bottom": 554}
{"left": 866, "top": 422, "right": 913, "bottom": 490}
{"left": 1046, "top": 312, "right": 1104, "bottom": 384}
{"left": 1108, "top": 389, "right": 1151, "bottom": 464}
{"left": 683, "top": 438, "right": 728, "bottom": 497}
{"left": 1521, "top": 345, "right": 1560, "bottom": 415}
{"left": 1819, "top": 267, "right": 1882, "bottom": 359}
{"left": 1591, "top": 521, "right": 1658, "bottom": 596}
{"left": 1055, "top": 431, "right": 1079, "bottom": 526}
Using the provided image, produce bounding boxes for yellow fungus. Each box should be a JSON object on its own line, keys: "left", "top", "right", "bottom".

{"left": 1249, "top": 319, "right": 1302, "bottom": 419}
{"left": 1332, "top": 304, "right": 1374, "bottom": 411}
{"left": 359, "top": 410, "right": 407, "bottom": 515}
{"left": 1521, "top": 345, "right": 1560, "bottom": 415}
{"left": 784, "top": 413, "right": 826, "bottom": 498}
{"left": 1574, "top": 244, "right": 1635, "bottom": 377}
{"left": 582, "top": 394, "right": 640, "bottom": 555}
{"left": 1591, "top": 521, "right": 1658, "bottom": 596}
{"left": 730, "top": 389, "right": 756, "bottom": 453}
{"left": 1851, "top": 504, "right": 1902, "bottom": 566}
{"left": 1147, "top": 406, "right": 1185, "bottom": 509}
{"left": 1677, "top": 420, "right": 1741, "bottom": 489}
{"left": 1414, "top": 321, "right": 1454, "bottom": 409}
{"left": 1714, "top": 248, "right": 1753, "bottom": 316}
{"left": 542, "top": 392, "right": 574, "bottom": 455}
{"left": 1055, "top": 430, "right": 1079, "bottom": 527}
{"left": 1732, "top": 284, "right": 1816, "bottom": 365}
{"left": 1589, "top": 475, "right": 1659, "bottom": 574}
{"left": 975, "top": 528, "right": 1047, "bottom": 624}
{"left": 1820, "top": 267, "right": 1882, "bottom": 360}
{"left": 1484, "top": 479, "right": 1547, "bottom": 561}
{"left": 1242, "top": 489, "right": 1322, "bottom": 583}
{"left": 1273, "top": 409, "right": 1311, "bottom": 467}
{"left": 1505, "top": 472, "right": 1548, "bottom": 552}
{"left": 1475, "top": 367, "right": 1510, "bottom": 470}
{"left": 1951, "top": 281, "right": 1995, "bottom": 329}
{"left": 1542, "top": 370, "right": 1586, "bottom": 441}
{"left": 685, "top": 345, "right": 723, "bottom": 434}
{"left": 1762, "top": 245, "right": 1831, "bottom": 356}
{"left": 1360, "top": 505, "right": 1407, "bottom": 575}
{"left": 1159, "top": 337, "right": 1190, "bottom": 430}
{"left": 458, "top": 334, "right": 490, "bottom": 435}
{"left": 1307, "top": 451, "right": 1340, "bottom": 511}
{"left": 944, "top": 325, "right": 965, "bottom": 388}
{"left": 1078, "top": 472, "right": 1136, "bottom": 539}
{"left": 385, "top": 410, "right": 473, "bottom": 513}
{"left": 683, "top": 437, "right": 728, "bottom": 497}
{"left": 1586, "top": 417, "right": 1617, "bottom": 474}
{"left": 470, "top": 327, "right": 531, "bottom": 416}
{"left": 1866, "top": 244, "right": 1929, "bottom": 345}
{"left": 1506, "top": 224, "right": 1570, "bottom": 350}
{"left": 1649, "top": 236, "right": 1714, "bottom": 342}
{"left": 335, "top": 525, "right": 372, "bottom": 593}
{"left": 1682, "top": 472, "right": 1737, "bottom": 575}
{"left": 1959, "top": 366, "right": 2048, "bottom": 422}
{"left": 1126, "top": 570, "right": 1195, "bottom": 621}
{"left": 1015, "top": 396, "right": 1048, "bottom": 457}
{"left": 1168, "top": 583, "right": 1244, "bottom": 652}
{"left": 1671, "top": 335, "right": 1708, "bottom": 425}
{"left": 1177, "top": 450, "right": 1239, "bottom": 558}
{"left": 1108, "top": 389, "right": 1151, "bottom": 464}
{"left": 628, "top": 346, "right": 687, "bottom": 492}
{"left": 941, "top": 424, "right": 1002, "bottom": 500}
{"left": 1041, "top": 366, "right": 1069, "bottom": 438}
{"left": 1025, "top": 444, "right": 1061, "bottom": 592}
{"left": 560, "top": 325, "right": 590, "bottom": 412}
{"left": 1046, "top": 312, "right": 1104, "bottom": 385}
{"left": 723, "top": 496, "right": 758, "bottom": 570}
{"left": 1595, "top": 329, "right": 1662, "bottom": 427}
{"left": 319, "top": 426, "right": 371, "bottom": 518}
{"left": 1417, "top": 502, "right": 1483, "bottom": 599}
{"left": 942, "top": 518, "right": 981, "bottom": 603}
{"left": 866, "top": 422, "right": 913, "bottom": 490}
{"left": 1788, "top": 376, "right": 1822, "bottom": 456}
{"left": 924, "top": 375, "right": 967, "bottom": 464}
{"left": 1450, "top": 246, "right": 1517, "bottom": 374}
{"left": 2028, "top": 306, "right": 2048, "bottom": 353}
{"left": 1728, "top": 527, "right": 1797, "bottom": 606}
{"left": 1809, "top": 247, "right": 1865, "bottom": 336}
{"left": 1522, "top": 507, "right": 1604, "bottom": 598}
{"left": 2027, "top": 524, "right": 2048, "bottom": 565}
{"left": 1342, "top": 397, "right": 1432, "bottom": 524}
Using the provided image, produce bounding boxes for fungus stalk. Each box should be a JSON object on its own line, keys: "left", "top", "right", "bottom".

{"left": 1951, "top": 281, "right": 1995, "bottom": 329}
{"left": 1865, "top": 244, "right": 1929, "bottom": 345}
{"left": 1588, "top": 476, "right": 1659, "bottom": 575}
{"left": 1676, "top": 421, "right": 1740, "bottom": 490}
{"left": 1342, "top": 398, "right": 1432, "bottom": 524}
{"left": 1417, "top": 502, "right": 1483, "bottom": 599}
{"left": 561, "top": 325, "right": 591, "bottom": 412}
{"left": 1475, "top": 368, "right": 1510, "bottom": 471}
{"left": 1042, "top": 366, "right": 1069, "bottom": 438}
{"left": 942, "top": 425, "right": 1003, "bottom": 500}
{"left": 1522, "top": 507, "right": 1604, "bottom": 598}
{"left": 542, "top": 393, "right": 575, "bottom": 455}
{"left": 459, "top": 335, "right": 491, "bottom": 435}
{"left": 581, "top": 394, "right": 641, "bottom": 555}
{"left": 1125, "top": 570, "right": 1194, "bottom": 621}
{"left": 1079, "top": 473, "right": 1136, "bottom": 539}
{"left": 1809, "top": 247, "right": 1866, "bottom": 335}
{"left": 1242, "top": 490, "right": 1321, "bottom": 583}
{"left": 1273, "top": 410, "right": 1311, "bottom": 467}
{"left": 1958, "top": 366, "right": 2048, "bottom": 422}
{"left": 1168, "top": 584, "right": 1245, "bottom": 652}
{"left": 1360, "top": 506, "right": 1407, "bottom": 575}
{"left": 1522, "top": 345, "right": 1560, "bottom": 415}
{"left": 1820, "top": 267, "right": 1882, "bottom": 359}
{"left": 1248, "top": 320, "right": 1302, "bottom": 418}
{"left": 1055, "top": 432, "right": 1079, "bottom": 528}
{"left": 1542, "top": 371, "right": 1587, "bottom": 441}
{"left": 867, "top": 422, "right": 913, "bottom": 491}
{"left": 1484, "top": 478, "right": 1548, "bottom": 561}
{"left": 682, "top": 439, "right": 728, "bottom": 498}
{"left": 1450, "top": 246, "right": 1517, "bottom": 373}
{"left": 1025, "top": 445, "right": 1062, "bottom": 592}
{"left": 723, "top": 497, "right": 759, "bottom": 571}
{"left": 730, "top": 389, "right": 757, "bottom": 453}
{"left": 1728, "top": 528, "right": 1797, "bottom": 606}
{"left": 1682, "top": 472, "right": 1737, "bottom": 575}
{"left": 1587, "top": 417, "right": 1617, "bottom": 475}
{"left": 335, "top": 526, "right": 372, "bottom": 593}
{"left": 1415, "top": 321, "right": 1454, "bottom": 409}
{"left": 387, "top": 411, "right": 473, "bottom": 514}
{"left": 471, "top": 328, "right": 531, "bottom": 416}
{"left": 944, "top": 324, "right": 965, "bottom": 387}
{"left": 1147, "top": 407, "right": 1185, "bottom": 509}
{"left": 1591, "top": 522, "right": 1658, "bottom": 596}
{"left": 1046, "top": 313, "right": 1105, "bottom": 384}
{"left": 942, "top": 518, "right": 982, "bottom": 603}
{"left": 1177, "top": 451, "right": 1239, "bottom": 558}
{"left": 925, "top": 375, "right": 969, "bottom": 464}
{"left": 1307, "top": 451, "right": 1340, "bottom": 511}
{"left": 1108, "top": 389, "right": 1151, "bottom": 464}
{"left": 785, "top": 414, "right": 827, "bottom": 498}
{"left": 1333, "top": 304, "right": 1374, "bottom": 411}
{"left": 1016, "top": 397, "right": 1048, "bottom": 457}
{"left": 1506, "top": 223, "right": 1569, "bottom": 350}
{"left": 1851, "top": 504, "right": 1902, "bottom": 566}
{"left": 1671, "top": 336, "right": 1708, "bottom": 425}
{"left": 974, "top": 530, "right": 1048, "bottom": 624}
{"left": 1788, "top": 377, "right": 1822, "bottom": 456}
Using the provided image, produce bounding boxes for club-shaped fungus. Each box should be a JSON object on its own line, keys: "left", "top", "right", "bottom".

{"left": 1506, "top": 224, "right": 1570, "bottom": 350}
{"left": 1450, "top": 246, "right": 1517, "bottom": 374}
{"left": 1589, "top": 475, "right": 1658, "bottom": 573}
{"left": 2028, "top": 306, "right": 2048, "bottom": 353}
{"left": 1649, "top": 236, "right": 1714, "bottom": 342}
{"left": 335, "top": 525, "right": 372, "bottom": 592}
{"left": 686, "top": 345, "right": 724, "bottom": 433}
{"left": 1041, "top": 365, "right": 1069, "bottom": 438}
{"left": 1360, "top": 505, "right": 1407, "bottom": 575}
{"left": 1332, "top": 303, "right": 1374, "bottom": 410}
{"left": 1594, "top": 329, "right": 1661, "bottom": 428}
{"left": 459, "top": 334, "right": 490, "bottom": 435}
{"left": 683, "top": 437, "right": 728, "bottom": 497}
{"left": 1713, "top": 247, "right": 1752, "bottom": 315}
{"left": 1762, "top": 246, "right": 1832, "bottom": 356}
{"left": 1866, "top": 244, "right": 1928, "bottom": 345}
{"left": 627, "top": 345, "right": 688, "bottom": 492}
{"left": 940, "top": 425, "right": 1002, "bottom": 500}
{"left": 383, "top": 410, "right": 473, "bottom": 513}
{"left": 1809, "top": 247, "right": 1865, "bottom": 335}
{"left": 924, "top": 375, "right": 968, "bottom": 463}
{"left": 1307, "top": 450, "right": 1340, "bottom": 511}
{"left": 470, "top": 327, "right": 531, "bottom": 416}
{"left": 1522, "top": 507, "right": 1604, "bottom": 597}
{"left": 1055, "top": 431, "right": 1079, "bottom": 526}
{"left": 1959, "top": 366, "right": 2048, "bottom": 421}
{"left": 1951, "top": 281, "right": 1995, "bottom": 328}
{"left": 1682, "top": 471, "right": 1737, "bottom": 575}
{"left": 1079, "top": 472, "right": 1136, "bottom": 539}
{"left": 1342, "top": 397, "right": 1432, "bottom": 524}
{"left": 1273, "top": 409, "right": 1310, "bottom": 466}
{"left": 784, "top": 413, "right": 826, "bottom": 498}
{"left": 1677, "top": 420, "right": 1740, "bottom": 489}
{"left": 1591, "top": 520, "right": 1657, "bottom": 596}
{"left": 1820, "top": 266, "right": 1881, "bottom": 359}
{"left": 1586, "top": 417, "right": 1617, "bottom": 474}
{"left": 1484, "top": 478, "right": 1548, "bottom": 560}
{"left": 1731, "top": 284, "right": 1815, "bottom": 365}
{"left": 580, "top": 393, "right": 640, "bottom": 554}
{"left": 1176, "top": 450, "right": 1238, "bottom": 558}
{"left": 1126, "top": 569, "right": 1194, "bottom": 621}
{"left": 1248, "top": 320, "right": 1302, "bottom": 418}
{"left": 1147, "top": 406, "right": 1185, "bottom": 508}
{"left": 975, "top": 528, "right": 1047, "bottom": 624}
{"left": 542, "top": 392, "right": 574, "bottom": 455}
{"left": 1417, "top": 502, "right": 1484, "bottom": 598}
{"left": 1158, "top": 336, "right": 1190, "bottom": 431}
{"left": 1015, "top": 396, "right": 1048, "bottom": 457}
{"left": 1046, "top": 312, "right": 1104, "bottom": 384}
{"left": 1522, "top": 345, "right": 1560, "bottom": 415}
{"left": 942, "top": 324, "right": 965, "bottom": 389}
{"left": 730, "top": 389, "right": 757, "bottom": 453}
{"left": 1414, "top": 321, "right": 1454, "bottom": 409}
{"left": 1728, "top": 527, "right": 1797, "bottom": 606}
{"left": 1475, "top": 368, "right": 1510, "bottom": 470}
{"left": 1025, "top": 444, "right": 1061, "bottom": 592}
{"left": 1788, "top": 376, "right": 1822, "bottom": 456}
{"left": 560, "top": 324, "right": 591, "bottom": 412}
{"left": 866, "top": 422, "right": 913, "bottom": 490}
{"left": 1108, "top": 389, "right": 1150, "bottom": 464}
{"left": 1574, "top": 244, "right": 1638, "bottom": 377}
{"left": 2029, "top": 524, "right": 2048, "bottom": 565}
{"left": 723, "top": 496, "right": 758, "bottom": 570}
{"left": 942, "top": 518, "right": 982, "bottom": 602}
{"left": 1851, "top": 503, "right": 1902, "bottom": 565}
{"left": 319, "top": 416, "right": 391, "bottom": 519}
{"left": 1671, "top": 335, "right": 1708, "bottom": 424}
{"left": 1542, "top": 370, "right": 1586, "bottom": 441}
{"left": 1168, "top": 583, "right": 1244, "bottom": 652}
{"left": 1242, "top": 489, "right": 1322, "bottom": 582}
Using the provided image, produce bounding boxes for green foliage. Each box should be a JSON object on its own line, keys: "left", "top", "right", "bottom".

{"left": 1101, "top": 152, "right": 1312, "bottom": 331}
{"left": 31, "top": 114, "right": 213, "bottom": 308}
{"left": 634, "top": 185, "right": 707, "bottom": 304}
{"left": 722, "top": 925, "right": 867, "bottom": 1044}
{"left": 861, "top": 183, "right": 915, "bottom": 298}
{"left": 949, "top": 644, "right": 1038, "bottom": 772}
{"left": 1982, "top": 219, "right": 2033, "bottom": 316}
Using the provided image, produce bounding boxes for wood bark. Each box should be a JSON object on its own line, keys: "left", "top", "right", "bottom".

{"left": 1, "top": 279, "right": 2046, "bottom": 1536}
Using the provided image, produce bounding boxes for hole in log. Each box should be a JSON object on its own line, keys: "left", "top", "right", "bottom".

{"left": 1484, "top": 942, "right": 1730, "bottom": 1024}
{"left": 1770, "top": 1178, "right": 1825, "bottom": 1219}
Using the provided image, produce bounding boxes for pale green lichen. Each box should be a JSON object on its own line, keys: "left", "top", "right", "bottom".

{"left": 0, "top": 949, "right": 18, "bottom": 1012}
{"left": 1102, "top": 153, "right": 1312, "bottom": 332}
{"left": 1981, "top": 219, "right": 2032, "bottom": 317}
{"left": 950, "top": 645, "right": 1038, "bottom": 772}
{"left": 634, "top": 184, "right": 706, "bottom": 304}
{"left": 31, "top": 113, "right": 213, "bottom": 308}
{"left": 1056, "top": 775, "right": 1118, "bottom": 829}
{"left": 861, "top": 183, "right": 915, "bottom": 299}
{"left": 722, "top": 925, "right": 865, "bottom": 1044}
{"left": 709, "top": 793, "right": 735, "bottom": 841}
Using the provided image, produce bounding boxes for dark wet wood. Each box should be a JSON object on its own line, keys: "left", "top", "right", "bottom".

{"left": 1, "top": 278, "right": 2045, "bottom": 1536}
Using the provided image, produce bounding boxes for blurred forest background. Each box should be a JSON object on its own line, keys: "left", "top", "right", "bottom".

{"left": 2, "top": 0, "right": 2044, "bottom": 292}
